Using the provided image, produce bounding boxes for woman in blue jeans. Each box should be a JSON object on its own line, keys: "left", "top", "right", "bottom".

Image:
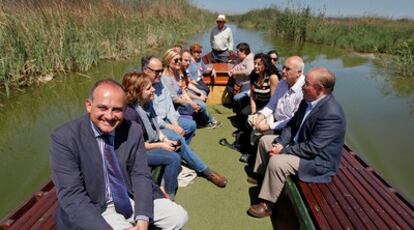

{"left": 123, "top": 72, "right": 228, "bottom": 189}
{"left": 123, "top": 72, "right": 181, "bottom": 200}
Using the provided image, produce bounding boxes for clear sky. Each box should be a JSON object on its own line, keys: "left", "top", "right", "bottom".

{"left": 191, "top": 0, "right": 414, "bottom": 19}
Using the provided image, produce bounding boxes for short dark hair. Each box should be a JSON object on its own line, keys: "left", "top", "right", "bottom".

{"left": 141, "top": 55, "right": 157, "bottom": 71}
{"left": 236, "top": 42, "right": 250, "bottom": 55}
{"left": 89, "top": 79, "right": 125, "bottom": 101}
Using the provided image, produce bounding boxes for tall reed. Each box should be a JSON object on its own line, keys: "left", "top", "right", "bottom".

{"left": 0, "top": 0, "right": 212, "bottom": 96}
{"left": 232, "top": 7, "right": 414, "bottom": 77}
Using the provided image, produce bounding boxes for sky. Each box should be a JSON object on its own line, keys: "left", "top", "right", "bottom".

{"left": 191, "top": 0, "right": 414, "bottom": 19}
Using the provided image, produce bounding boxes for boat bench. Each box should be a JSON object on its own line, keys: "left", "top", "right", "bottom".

{"left": 285, "top": 145, "right": 414, "bottom": 230}
{"left": 0, "top": 181, "right": 57, "bottom": 230}
{"left": 0, "top": 167, "right": 164, "bottom": 230}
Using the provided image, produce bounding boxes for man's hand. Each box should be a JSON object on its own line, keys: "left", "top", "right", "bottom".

{"left": 269, "top": 143, "right": 283, "bottom": 156}
{"left": 256, "top": 121, "right": 270, "bottom": 133}
{"left": 253, "top": 114, "right": 265, "bottom": 127}
{"left": 191, "top": 102, "right": 201, "bottom": 112}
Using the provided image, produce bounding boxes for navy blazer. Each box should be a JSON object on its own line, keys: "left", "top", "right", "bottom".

{"left": 50, "top": 114, "right": 162, "bottom": 230}
{"left": 275, "top": 94, "right": 346, "bottom": 183}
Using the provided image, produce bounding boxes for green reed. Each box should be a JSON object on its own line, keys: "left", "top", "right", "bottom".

{"left": 0, "top": 0, "right": 212, "bottom": 97}
{"left": 232, "top": 7, "right": 414, "bottom": 77}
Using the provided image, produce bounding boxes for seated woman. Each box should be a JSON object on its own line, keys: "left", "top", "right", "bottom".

{"left": 243, "top": 53, "right": 280, "bottom": 117}
{"left": 161, "top": 48, "right": 221, "bottom": 128}
{"left": 188, "top": 43, "right": 216, "bottom": 96}
{"left": 123, "top": 71, "right": 228, "bottom": 189}
{"left": 122, "top": 71, "right": 181, "bottom": 200}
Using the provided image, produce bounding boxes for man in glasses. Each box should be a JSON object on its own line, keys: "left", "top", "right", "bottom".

{"left": 142, "top": 55, "right": 197, "bottom": 144}
{"left": 210, "top": 14, "right": 233, "bottom": 63}
{"left": 246, "top": 56, "right": 305, "bottom": 165}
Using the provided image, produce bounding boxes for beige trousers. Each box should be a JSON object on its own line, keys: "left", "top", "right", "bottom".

{"left": 258, "top": 154, "right": 300, "bottom": 203}
{"left": 253, "top": 135, "right": 279, "bottom": 174}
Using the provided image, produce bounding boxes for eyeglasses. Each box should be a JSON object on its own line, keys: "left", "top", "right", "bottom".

{"left": 146, "top": 66, "right": 163, "bottom": 75}
{"left": 282, "top": 65, "right": 292, "bottom": 71}
{"left": 174, "top": 58, "right": 182, "bottom": 63}
{"left": 271, "top": 57, "right": 279, "bottom": 62}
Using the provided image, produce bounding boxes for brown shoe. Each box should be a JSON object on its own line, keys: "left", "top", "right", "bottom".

{"left": 246, "top": 176, "right": 258, "bottom": 185}
{"left": 247, "top": 202, "right": 273, "bottom": 218}
{"left": 205, "top": 171, "right": 228, "bottom": 188}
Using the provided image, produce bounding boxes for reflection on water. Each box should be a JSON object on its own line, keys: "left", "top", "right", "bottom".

{"left": 0, "top": 24, "right": 413, "bottom": 218}
{"left": 187, "top": 24, "right": 414, "bottom": 199}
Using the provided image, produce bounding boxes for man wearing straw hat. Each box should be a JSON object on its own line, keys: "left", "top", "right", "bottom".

{"left": 210, "top": 14, "right": 234, "bottom": 63}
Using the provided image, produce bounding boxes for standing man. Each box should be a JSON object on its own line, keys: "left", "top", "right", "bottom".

{"left": 247, "top": 67, "right": 346, "bottom": 218}
{"left": 210, "top": 14, "right": 233, "bottom": 63}
{"left": 142, "top": 55, "right": 197, "bottom": 144}
{"left": 50, "top": 79, "right": 188, "bottom": 229}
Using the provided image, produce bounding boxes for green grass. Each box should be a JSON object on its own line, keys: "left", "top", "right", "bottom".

{"left": 231, "top": 7, "right": 414, "bottom": 78}
{"left": 0, "top": 0, "right": 213, "bottom": 97}
{"left": 175, "top": 105, "right": 300, "bottom": 229}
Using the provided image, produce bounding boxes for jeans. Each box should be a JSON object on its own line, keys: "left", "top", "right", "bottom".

{"left": 178, "top": 116, "right": 196, "bottom": 144}
{"left": 162, "top": 128, "right": 208, "bottom": 173}
{"left": 146, "top": 149, "right": 181, "bottom": 198}
{"left": 193, "top": 99, "right": 213, "bottom": 125}
{"left": 233, "top": 89, "right": 250, "bottom": 114}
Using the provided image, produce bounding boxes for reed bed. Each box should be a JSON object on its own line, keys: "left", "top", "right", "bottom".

{"left": 0, "top": 0, "right": 212, "bottom": 96}
{"left": 232, "top": 7, "right": 414, "bottom": 77}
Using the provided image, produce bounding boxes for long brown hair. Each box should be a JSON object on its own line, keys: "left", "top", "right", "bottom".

{"left": 121, "top": 71, "right": 152, "bottom": 105}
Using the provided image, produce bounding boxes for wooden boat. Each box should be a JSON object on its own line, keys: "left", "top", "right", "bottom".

{"left": 1, "top": 60, "right": 413, "bottom": 229}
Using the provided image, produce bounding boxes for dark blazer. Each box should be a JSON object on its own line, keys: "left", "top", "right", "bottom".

{"left": 50, "top": 114, "right": 162, "bottom": 230}
{"left": 275, "top": 94, "right": 346, "bottom": 183}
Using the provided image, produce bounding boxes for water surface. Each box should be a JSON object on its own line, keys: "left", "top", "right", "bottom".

{"left": 0, "top": 23, "right": 413, "bottom": 218}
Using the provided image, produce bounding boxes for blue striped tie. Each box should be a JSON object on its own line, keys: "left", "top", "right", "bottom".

{"left": 102, "top": 135, "right": 133, "bottom": 219}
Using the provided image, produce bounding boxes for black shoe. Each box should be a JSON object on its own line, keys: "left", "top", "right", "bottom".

{"left": 239, "top": 153, "right": 251, "bottom": 163}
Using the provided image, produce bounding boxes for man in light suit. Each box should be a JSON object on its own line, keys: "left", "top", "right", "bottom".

{"left": 50, "top": 79, "right": 187, "bottom": 229}
{"left": 247, "top": 67, "right": 346, "bottom": 218}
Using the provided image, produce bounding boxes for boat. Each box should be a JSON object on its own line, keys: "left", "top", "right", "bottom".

{"left": 1, "top": 60, "right": 413, "bottom": 230}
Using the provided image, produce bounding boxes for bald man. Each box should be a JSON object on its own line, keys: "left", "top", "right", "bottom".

{"left": 50, "top": 79, "right": 187, "bottom": 229}
{"left": 247, "top": 67, "right": 346, "bottom": 218}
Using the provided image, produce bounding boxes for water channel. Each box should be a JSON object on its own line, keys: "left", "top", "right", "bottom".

{"left": 0, "top": 24, "right": 413, "bottom": 218}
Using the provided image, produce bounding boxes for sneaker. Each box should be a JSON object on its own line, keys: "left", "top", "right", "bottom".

{"left": 206, "top": 120, "right": 222, "bottom": 129}
{"left": 239, "top": 153, "right": 251, "bottom": 163}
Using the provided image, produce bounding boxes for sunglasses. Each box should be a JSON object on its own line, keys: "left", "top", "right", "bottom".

{"left": 146, "top": 66, "right": 163, "bottom": 75}
{"left": 282, "top": 65, "right": 292, "bottom": 71}
{"left": 271, "top": 57, "right": 279, "bottom": 61}
{"left": 174, "top": 58, "right": 182, "bottom": 63}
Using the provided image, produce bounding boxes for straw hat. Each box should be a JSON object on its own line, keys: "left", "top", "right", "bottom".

{"left": 216, "top": 14, "right": 226, "bottom": 22}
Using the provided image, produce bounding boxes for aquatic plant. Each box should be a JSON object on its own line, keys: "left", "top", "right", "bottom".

{"left": 232, "top": 7, "right": 414, "bottom": 78}
{"left": 0, "top": 0, "right": 212, "bottom": 97}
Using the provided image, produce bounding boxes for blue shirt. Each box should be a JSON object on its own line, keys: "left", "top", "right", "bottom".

{"left": 153, "top": 82, "right": 180, "bottom": 128}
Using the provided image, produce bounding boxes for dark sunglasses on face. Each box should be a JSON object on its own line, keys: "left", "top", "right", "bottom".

{"left": 283, "top": 65, "right": 292, "bottom": 71}
{"left": 146, "top": 66, "right": 163, "bottom": 75}
{"left": 174, "top": 58, "right": 182, "bottom": 63}
{"left": 271, "top": 57, "right": 278, "bottom": 61}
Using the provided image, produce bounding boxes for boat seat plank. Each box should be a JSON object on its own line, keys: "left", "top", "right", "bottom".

{"left": 292, "top": 146, "right": 414, "bottom": 230}
{"left": 8, "top": 187, "right": 57, "bottom": 230}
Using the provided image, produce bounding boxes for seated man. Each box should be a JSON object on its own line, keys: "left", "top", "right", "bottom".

{"left": 142, "top": 55, "right": 197, "bottom": 144}
{"left": 227, "top": 42, "right": 254, "bottom": 114}
{"left": 50, "top": 79, "right": 188, "bottom": 229}
{"left": 247, "top": 67, "right": 346, "bottom": 218}
{"left": 242, "top": 56, "right": 305, "bottom": 163}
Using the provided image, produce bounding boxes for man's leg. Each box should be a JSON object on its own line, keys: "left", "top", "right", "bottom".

{"left": 258, "top": 154, "right": 300, "bottom": 203}
{"left": 101, "top": 203, "right": 134, "bottom": 229}
{"left": 153, "top": 198, "right": 188, "bottom": 230}
{"left": 253, "top": 135, "right": 279, "bottom": 175}
{"left": 178, "top": 116, "right": 196, "bottom": 144}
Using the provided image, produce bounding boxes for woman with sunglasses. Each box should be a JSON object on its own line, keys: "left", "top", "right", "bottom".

{"left": 122, "top": 72, "right": 181, "bottom": 200}
{"left": 123, "top": 71, "right": 228, "bottom": 189}
{"left": 161, "top": 48, "right": 221, "bottom": 129}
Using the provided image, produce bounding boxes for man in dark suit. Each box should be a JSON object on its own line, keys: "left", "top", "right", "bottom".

{"left": 247, "top": 67, "right": 346, "bottom": 218}
{"left": 50, "top": 79, "right": 187, "bottom": 229}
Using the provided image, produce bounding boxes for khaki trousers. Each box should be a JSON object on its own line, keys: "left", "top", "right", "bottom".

{"left": 253, "top": 135, "right": 279, "bottom": 174}
{"left": 259, "top": 154, "right": 300, "bottom": 203}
